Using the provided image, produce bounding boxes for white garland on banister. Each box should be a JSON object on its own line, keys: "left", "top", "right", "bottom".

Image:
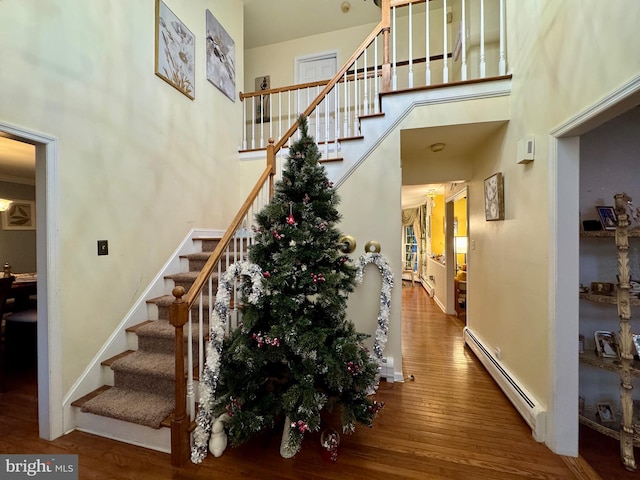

{"left": 355, "top": 252, "right": 394, "bottom": 389}
{"left": 191, "top": 261, "right": 264, "bottom": 464}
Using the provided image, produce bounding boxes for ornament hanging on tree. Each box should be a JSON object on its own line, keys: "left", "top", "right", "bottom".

{"left": 287, "top": 202, "right": 296, "bottom": 225}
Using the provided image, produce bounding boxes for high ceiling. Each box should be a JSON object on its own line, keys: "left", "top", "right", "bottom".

{"left": 243, "top": 0, "right": 383, "bottom": 49}
{"left": 1, "top": 0, "right": 496, "bottom": 206}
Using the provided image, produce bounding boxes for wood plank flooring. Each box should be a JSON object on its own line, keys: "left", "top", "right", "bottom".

{"left": 0, "top": 283, "right": 615, "bottom": 479}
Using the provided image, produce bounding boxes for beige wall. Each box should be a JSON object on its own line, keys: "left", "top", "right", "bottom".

{"left": 0, "top": 0, "right": 257, "bottom": 393}
{"left": 468, "top": 0, "right": 640, "bottom": 407}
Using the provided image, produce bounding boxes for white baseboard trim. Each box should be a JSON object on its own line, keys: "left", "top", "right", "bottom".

{"left": 463, "top": 327, "right": 546, "bottom": 442}
{"left": 379, "top": 356, "right": 404, "bottom": 383}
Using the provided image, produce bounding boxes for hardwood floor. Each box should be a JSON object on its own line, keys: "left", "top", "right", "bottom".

{"left": 0, "top": 284, "right": 617, "bottom": 479}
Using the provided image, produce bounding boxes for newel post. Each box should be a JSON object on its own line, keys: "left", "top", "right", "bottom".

{"left": 380, "top": 0, "right": 392, "bottom": 92}
{"left": 267, "top": 137, "right": 276, "bottom": 198}
{"left": 169, "top": 286, "right": 190, "bottom": 467}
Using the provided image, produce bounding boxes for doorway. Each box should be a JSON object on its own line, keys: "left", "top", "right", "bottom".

{"left": 550, "top": 79, "right": 640, "bottom": 455}
{"left": 446, "top": 188, "right": 468, "bottom": 320}
{"left": 0, "top": 121, "right": 61, "bottom": 441}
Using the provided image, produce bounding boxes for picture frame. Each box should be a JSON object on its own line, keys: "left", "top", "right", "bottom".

{"left": 633, "top": 334, "right": 640, "bottom": 360}
{"left": 255, "top": 75, "right": 271, "bottom": 123}
{"left": 596, "top": 402, "right": 616, "bottom": 423}
{"left": 594, "top": 330, "right": 618, "bottom": 358}
{"left": 484, "top": 172, "right": 504, "bottom": 221}
{"left": 155, "top": 0, "right": 195, "bottom": 100}
{"left": 1, "top": 200, "right": 36, "bottom": 230}
{"left": 596, "top": 206, "right": 617, "bottom": 231}
{"left": 206, "top": 9, "right": 236, "bottom": 101}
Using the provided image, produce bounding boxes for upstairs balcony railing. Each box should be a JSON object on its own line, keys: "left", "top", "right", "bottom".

{"left": 169, "top": 0, "right": 508, "bottom": 467}
{"left": 240, "top": 0, "right": 506, "bottom": 159}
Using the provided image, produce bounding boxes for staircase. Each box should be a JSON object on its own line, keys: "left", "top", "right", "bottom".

{"left": 65, "top": 0, "right": 513, "bottom": 464}
{"left": 70, "top": 237, "right": 223, "bottom": 452}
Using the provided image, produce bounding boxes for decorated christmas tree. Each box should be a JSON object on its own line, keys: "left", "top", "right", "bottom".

{"left": 195, "top": 116, "right": 383, "bottom": 460}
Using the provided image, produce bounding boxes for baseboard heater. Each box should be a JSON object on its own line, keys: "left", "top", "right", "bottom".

{"left": 463, "top": 327, "right": 546, "bottom": 442}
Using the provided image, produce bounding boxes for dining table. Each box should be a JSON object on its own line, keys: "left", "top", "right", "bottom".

{"left": 9, "top": 273, "right": 37, "bottom": 310}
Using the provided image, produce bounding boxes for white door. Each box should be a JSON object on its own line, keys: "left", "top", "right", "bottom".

{"left": 296, "top": 53, "right": 337, "bottom": 142}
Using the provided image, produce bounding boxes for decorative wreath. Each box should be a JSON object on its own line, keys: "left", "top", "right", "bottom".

{"left": 354, "top": 252, "right": 394, "bottom": 387}
{"left": 191, "top": 261, "right": 264, "bottom": 464}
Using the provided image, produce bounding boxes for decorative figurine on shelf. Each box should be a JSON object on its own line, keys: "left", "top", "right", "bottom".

{"left": 3, "top": 262, "right": 11, "bottom": 278}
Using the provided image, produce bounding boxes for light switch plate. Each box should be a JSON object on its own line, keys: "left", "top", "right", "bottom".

{"left": 98, "top": 240, "right": 109, "bottom": 256}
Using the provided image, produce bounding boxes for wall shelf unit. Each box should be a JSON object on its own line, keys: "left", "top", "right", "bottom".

{"left": 579, "top": 193, "right": 639, "bottom": 472}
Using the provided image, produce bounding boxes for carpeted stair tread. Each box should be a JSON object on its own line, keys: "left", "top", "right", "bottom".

{"left": 80, "top": 387, "right": 174, "bottom": 429}
{"left": 135, "top": 320, "right": 209, "bottom": 355}
{"left": 111, "top": 350, "right": 178, "bottom": 378}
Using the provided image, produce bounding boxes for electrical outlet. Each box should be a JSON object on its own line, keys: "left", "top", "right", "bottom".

{"left": 494, "top": 347, "right": 502, "bottom": 361}
{"left": 97, "top": 240, "right": 109, "bottom": 256}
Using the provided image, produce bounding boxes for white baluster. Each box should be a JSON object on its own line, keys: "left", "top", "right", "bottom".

{"left": 480, "top": 0, "right": 486, "bottom": 78}
{"left": 498, "top": 0, "right": 506, "bottom": 75}
{"left": 242, "top": 97, "right": 247, "bottom": 149}
{"left": 259, "top": 94, "right": 264, "bottom": 148}
{"left": 324, "top": 91, "right": 329, "bottom": 159}
{"left": 443, "top": 0, "right": 449, "bottom": 83}
{"left": 343, "top": 72, "right": 348, "bottom": 137}
{"left": 334, "top": 81, "right": 339, "bottom": 145}
{"left": 392, "top": 6, "right": 397, "bottom": 90}
{"left": 278, "top": 91, "right": 282, "bottom": 143}
{"left": 268, "top": 92, "right": 273, "bottom": 142}
{"left": 363, "top": 45, "right": 369, "bottom": 116}
{"left": 251, "top": 97, "right": 256, "bottom": 149}
{"left": 461, "top": 0, "right": 467, "bottom": 81}
{"left": 408, "top": 3, "right": 413, "bottom": 88}
{"left": 353, "top": 57, "right": 359, "bottom": 135}
{"left": 374, "top": 36, "right": 379, "bottom": 114}
{"left": 187, "top": 309, "right": 195, "bottom": 419}
{"left": 425, "top": 1, "right": 431, "bottom": 86}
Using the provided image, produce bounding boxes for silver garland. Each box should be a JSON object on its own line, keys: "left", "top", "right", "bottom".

{"left": 355, "top": 252, "right": 394, "bottom": 390}
{"left": 191, "top": 261, "right": 264, "bottom": 464}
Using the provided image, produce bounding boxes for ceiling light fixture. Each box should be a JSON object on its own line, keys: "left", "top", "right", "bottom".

{"left": 0, "top": 198, "right": 13, "bottom": 212}
{"left": 430, "top": 142, "right": 445, "bottom": 153}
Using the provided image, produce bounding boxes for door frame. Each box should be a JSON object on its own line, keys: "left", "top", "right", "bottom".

{"left": 0, "top": 121, "right": 62, "bottom": 441}
{"left": 548, "top": 75, "right": 640, "bottom": 455}
{"left": 446, "top": 187, "right": 468, "bottom": 316}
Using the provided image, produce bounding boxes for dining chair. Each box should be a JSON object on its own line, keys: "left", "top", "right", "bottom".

{"left": 0, "top": 276, "right": 15, "bottom": 392}
{"left": 4, "top": 305, "right": 38, "bottom": 372}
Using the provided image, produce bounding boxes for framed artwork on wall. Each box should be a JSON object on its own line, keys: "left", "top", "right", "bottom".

{"left": 206, "top": 9, "right": 235, "bottom": 101}
{"left": 2, "top": 200, "right": 36, "bottom": 230}
{"left": 484, "top": 172, "right": 504, "bottom": 221}
{"left": 596, "top": 206, "right": 617, "bottom": 230}
{"left": 155, "top": 0, "right": 195, "bottom": 100}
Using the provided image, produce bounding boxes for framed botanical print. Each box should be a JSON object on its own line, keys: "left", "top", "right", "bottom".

{"left": 484, "top": 172, "right": 504, "bottom": 221}
{"left": 155, "top": 0, "right": 195, "bottom": 99}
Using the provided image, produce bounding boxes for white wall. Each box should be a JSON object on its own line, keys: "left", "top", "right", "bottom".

{"left": 0, "top": 0, "right": 259, "bottom": 393}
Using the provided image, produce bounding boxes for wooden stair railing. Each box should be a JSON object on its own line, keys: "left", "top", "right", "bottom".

{"left": 168, "top": 163, "right": 274, "bottom": 466}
